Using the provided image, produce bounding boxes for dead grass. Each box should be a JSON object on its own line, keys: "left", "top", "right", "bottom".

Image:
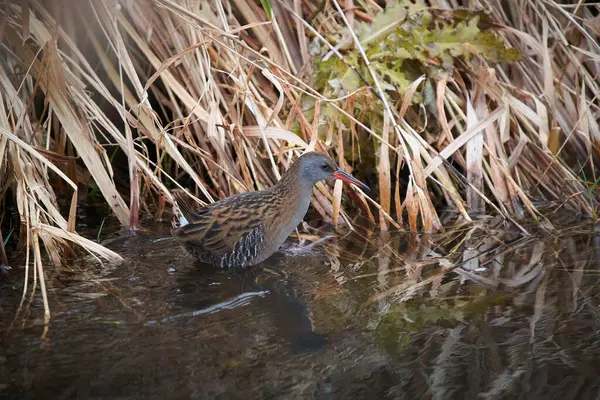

{"left": 1, "top": 0, "right": 599, "bottom": 320}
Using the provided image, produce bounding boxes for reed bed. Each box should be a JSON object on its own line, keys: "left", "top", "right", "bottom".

{"left": 1, "top": 0, "right": 600, "bottom": 319}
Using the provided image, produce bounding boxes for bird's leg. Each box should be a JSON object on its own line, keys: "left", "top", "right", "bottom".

{"left": 281, "top": 234, "right": 335, "bottom": 256}
{"left": 303, "top": 234, "right": 335, "bottom": 250}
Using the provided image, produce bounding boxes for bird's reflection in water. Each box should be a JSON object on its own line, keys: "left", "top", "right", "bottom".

{"left": 163, "top": 254, "right": 328, "bottom": 354}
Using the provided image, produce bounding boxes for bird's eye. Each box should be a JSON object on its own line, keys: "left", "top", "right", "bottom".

{"left": 321, "top": 163, "right": 329, "bottom": 171}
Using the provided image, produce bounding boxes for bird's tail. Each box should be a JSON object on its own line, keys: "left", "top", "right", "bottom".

{"left": 171, "top": 189, "right": 200, "bottom": 228}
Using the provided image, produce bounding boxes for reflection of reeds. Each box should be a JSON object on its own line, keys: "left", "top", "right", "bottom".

{"left": 317, "top": 224, "right": 600, "bottom": 398}
{"left": 1, "top": 1, "right": 600, "bottom": 320}
{"left": 322, "top": 221, "right": 598, "bottom": 309}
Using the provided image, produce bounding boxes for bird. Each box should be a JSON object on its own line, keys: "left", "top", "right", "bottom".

{"left": 171, "top": 152, "right": 369, "bottom": 268}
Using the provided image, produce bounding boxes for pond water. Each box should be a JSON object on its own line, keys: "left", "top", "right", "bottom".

{"left": 2, "top": 220, "right": 600, "bottom": 399}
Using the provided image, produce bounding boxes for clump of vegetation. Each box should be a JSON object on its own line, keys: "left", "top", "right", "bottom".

{"left": 1, "top": 0, "right": 599, "bottom": 320}
{"left": 310, "top": 2, "right": 530, "bottom": 231}
{"left": 315, "top": 5, "right": 520, "bottom": 99}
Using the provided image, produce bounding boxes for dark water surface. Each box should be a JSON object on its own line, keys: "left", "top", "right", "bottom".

{"left": 2, "top": 222, "right": 600, "bottom": 399}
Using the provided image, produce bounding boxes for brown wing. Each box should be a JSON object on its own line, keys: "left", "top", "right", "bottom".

{"left": 171, "top": 190, "right": 268, "bottom": 266}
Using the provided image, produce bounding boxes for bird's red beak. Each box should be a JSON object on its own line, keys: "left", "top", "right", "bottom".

{"left": 333, "top": 168, "right": 370, "bottom": 192}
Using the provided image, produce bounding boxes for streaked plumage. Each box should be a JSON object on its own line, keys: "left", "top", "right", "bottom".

{"left": 172, "top": 152, "right": 368, "bottom": 268}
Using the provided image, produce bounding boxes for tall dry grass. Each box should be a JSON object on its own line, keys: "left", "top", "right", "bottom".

{"left": 1, "top": 0, "right": 599, "bottom": 320}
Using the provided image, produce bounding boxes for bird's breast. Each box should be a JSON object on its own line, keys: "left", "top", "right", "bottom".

{"left": 266, "top": 191, "right": 312, "bottom": 251}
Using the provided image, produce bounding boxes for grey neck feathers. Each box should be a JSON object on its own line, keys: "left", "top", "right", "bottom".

{"left": 272, "top": 163, "right": 315, "bottom": 201}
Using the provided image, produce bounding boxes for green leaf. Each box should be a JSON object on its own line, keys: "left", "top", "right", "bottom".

{"left": 340, "top": 67, "right": 361, "bottom": 92}
{"left": 376, "top": 63, "right": 411, "bottom": 93}
{"left": 358, "top": 3, "right": 408, "bottom": 45}
{"left": 3, "top": 227, "right": 14, "bottom": 247}
{"left": 260, "top": 0, "right": 272, "bottom": 20}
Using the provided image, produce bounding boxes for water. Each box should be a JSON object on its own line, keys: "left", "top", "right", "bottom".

{"left": 2, "top": 221, "right": 600, "bottom": 399}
